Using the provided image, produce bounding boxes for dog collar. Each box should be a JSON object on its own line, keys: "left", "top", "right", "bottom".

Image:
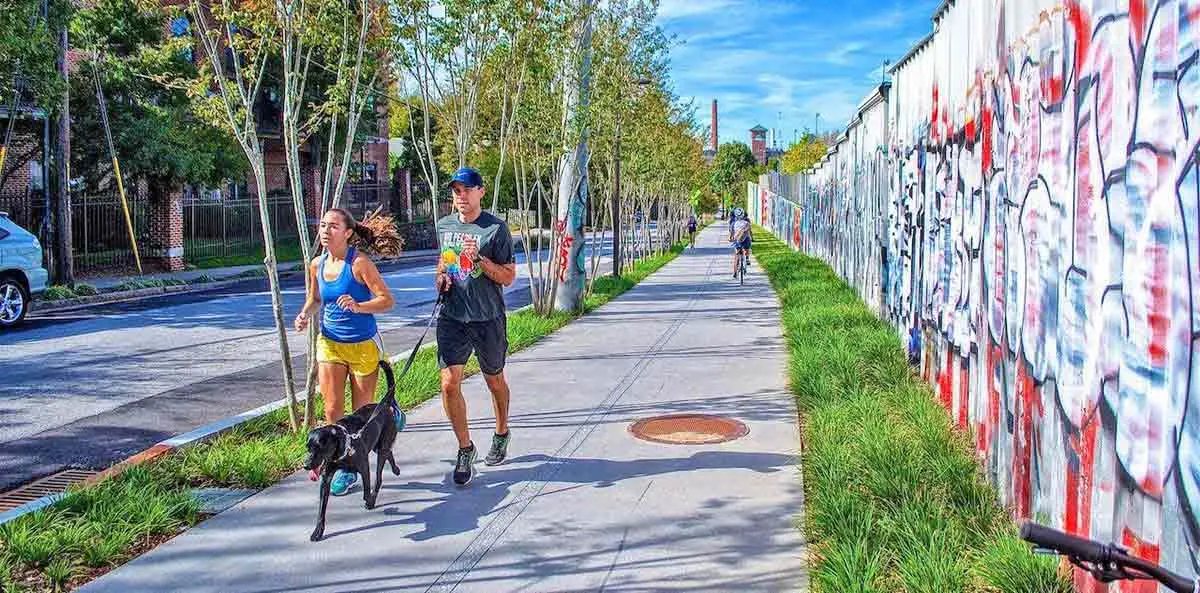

{"left": 332, "top": 424, "right": 355, "bottom": 461}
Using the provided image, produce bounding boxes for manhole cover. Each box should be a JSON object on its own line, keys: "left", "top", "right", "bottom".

{"left": 628, "top": 414, "right": 748, "bottom": 445}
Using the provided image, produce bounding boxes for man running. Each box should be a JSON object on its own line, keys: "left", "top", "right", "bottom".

{"left": 435, "top": 167, "right": 517, "bottom": 487}
{"left": 728, "top": 207, "right": 751, "bottom": 277}
{"left": 687, "top": 214, "right": 697, "bottom": 247}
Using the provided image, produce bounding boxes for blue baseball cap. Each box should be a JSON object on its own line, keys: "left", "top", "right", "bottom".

{"left": 447, "top": 167, "right": 484, "bottom": 188}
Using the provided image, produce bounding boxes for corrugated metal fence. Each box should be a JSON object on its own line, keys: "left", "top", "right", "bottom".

{"left": 751, "top": 0, "right": 1200, "bottom": 586}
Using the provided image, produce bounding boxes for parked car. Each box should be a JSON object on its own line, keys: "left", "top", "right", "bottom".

{"left": 0, "top": 212, "right": 49, "bottom": 328}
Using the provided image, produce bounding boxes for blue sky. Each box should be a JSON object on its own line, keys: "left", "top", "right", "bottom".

{"left": 656, "top": 0, "right": 941, "bottom": 148}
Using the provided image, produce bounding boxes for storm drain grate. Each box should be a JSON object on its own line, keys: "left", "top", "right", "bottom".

{"left": 0, "top": 469, "right": 100, "bottom": 512}
{"left": 628, "top": 414, "right": 749, "bottom": 445}
{"left": 190, "top": 488, "right": 258, "bottom": 514}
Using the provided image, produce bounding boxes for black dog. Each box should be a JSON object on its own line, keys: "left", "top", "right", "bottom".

{"left": 303, "top": 360, "right": 402, "bottom": 542}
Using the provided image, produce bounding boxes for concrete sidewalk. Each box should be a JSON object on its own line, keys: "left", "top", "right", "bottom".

{"left": 80, "top": 224, "right": 807, "bottom": 593}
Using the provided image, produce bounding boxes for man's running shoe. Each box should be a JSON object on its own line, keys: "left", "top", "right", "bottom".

{"left": 484, "top": 431, "right": 510, "bottom": 466}
{"left": 453, "top": 443, "right": 477, "bottom": 487}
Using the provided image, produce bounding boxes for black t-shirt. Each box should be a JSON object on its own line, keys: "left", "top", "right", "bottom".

{"left": 436, "top": 211, "right": 514, "bottom": 322}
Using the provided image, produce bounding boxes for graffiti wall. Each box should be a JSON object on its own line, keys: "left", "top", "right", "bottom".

{"left": 751, "top": 0, "right": 1200, "bottom": 587}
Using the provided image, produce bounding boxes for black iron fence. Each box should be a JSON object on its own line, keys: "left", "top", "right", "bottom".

{"left": 182, "top": 191, "right": 300, "bottom": 264}
{"left": 1, "top": 172, "right": 445, "bottom": 277}
{"left": 73, "top": 191, "right": 151, "bottom": 274}
{"left": 0, "top": 190, "right": 47, "bottom": 244}
{"left": 0, "top": 190, "right": 151, "bottom": 275}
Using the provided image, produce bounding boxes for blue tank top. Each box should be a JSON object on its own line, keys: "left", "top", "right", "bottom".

{"left": 318, "top": 247, "right": 378, "bottom": 343}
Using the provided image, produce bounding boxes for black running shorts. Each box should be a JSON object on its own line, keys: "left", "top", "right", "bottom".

{"left": 436, "top": 316, "right": 508, "bottom": 375}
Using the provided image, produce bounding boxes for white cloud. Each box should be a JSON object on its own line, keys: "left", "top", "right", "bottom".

{"left": 659, "top": 0, "right": 940, "bottom": 145}
{"left": 824, "top": 41, "right": 867, "bottom": 66}
{"left": 860, "top": 4, "right": 909, "bottom": 30}
{"left": 656, "top": 0, "right": 738, "bottom": 21}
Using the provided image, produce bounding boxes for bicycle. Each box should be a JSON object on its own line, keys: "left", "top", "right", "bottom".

{"left": 734, "top": 246, "right": 748, "bottom": 285}
{"left": 1020, "top": 521, "right": 1197, "bottom": 592}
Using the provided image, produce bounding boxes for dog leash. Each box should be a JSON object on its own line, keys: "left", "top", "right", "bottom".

{"left": 349, "top": 290, "right": 446, "bottom": 440}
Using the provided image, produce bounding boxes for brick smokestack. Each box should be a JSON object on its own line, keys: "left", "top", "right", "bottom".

{"left": 710, "top": 99, "right": 718, "bottom": 152}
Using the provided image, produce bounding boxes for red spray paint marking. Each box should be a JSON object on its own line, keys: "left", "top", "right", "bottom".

{"left": 1130, "top": 0, "right": 1148, "bottom": 50}
{"left": 1074, "top": 569, "right": 1110, "bottom": 593}
{"left": 1065, "top": 418, "right": 1098, "bottom": 537}
{"left": 1047, "top": 77, "right": 1065, "bottom": 105}
{"left": 1066, "top": 1, "right": 1093, "bottom": 71}
{"left": 1118, "top": 528, "right": 1161, "bottom": 593}
{"left": 981, "top": 103, "right": 994, "bottom": 172}
{"left": 939, "top": 349, "right": 954, "bottom": 413}
{"left": 1012, "top": 362, "right": 1035, "bottom": 519}
{"left": 981, "top": 343, "right": 1002, "bottom": 460}
{"left": 931, "top": 84, "right": 940, "bottom": 141}
{"left": 1098, "top": 42, "right": 1114, "bottom": 150}
{"left": 1147, "top": 237, "right": 1169, "bottom": 367}
{"left": 793, "top": 209, "right": 800, "bottom": 248}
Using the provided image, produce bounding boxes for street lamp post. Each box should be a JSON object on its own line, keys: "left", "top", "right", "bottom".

{"left": 612, "top": 77, "right": 651, "bottom": 279}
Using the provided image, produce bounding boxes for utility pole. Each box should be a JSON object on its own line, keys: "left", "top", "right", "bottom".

{"left": 611, "top": 77, "right": 651, "bottom": 279}
{"left": 54, "top": 19, "right": 72, "bottom": 285}
{"left": 612, "top": 105, "right": 621, "bottom": 278}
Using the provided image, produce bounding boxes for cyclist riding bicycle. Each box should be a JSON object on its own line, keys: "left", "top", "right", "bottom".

{"left": 728, "top": 207, "right": 751, "bottom": 278}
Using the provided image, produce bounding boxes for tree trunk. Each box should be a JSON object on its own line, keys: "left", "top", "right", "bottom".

{"left": 553, "top": 0, "right": 594, "bottom": 313}
{"left": 253, "top": 165, "right": 300, "bottom": 430}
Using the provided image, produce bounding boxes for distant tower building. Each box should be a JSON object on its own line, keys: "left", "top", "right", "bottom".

{"left": 702, "top": 99, "right": 719, "bottom": 163}
{"left": 710, "top": 100, "right": 718, "bottom": 152}
{"left": 750, "top": 125, "right": 768, "bottom": 165}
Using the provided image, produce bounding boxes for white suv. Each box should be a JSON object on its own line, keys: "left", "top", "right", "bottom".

{"left": 0, "top": 212, "right": 49, "bottom": 328}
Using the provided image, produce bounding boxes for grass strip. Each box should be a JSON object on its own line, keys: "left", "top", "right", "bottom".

{"left": 749, "top": 228, "right": 1070, "bottom": 593}
{"left": 0, "top": 234, "right": 695, "bottom": 593}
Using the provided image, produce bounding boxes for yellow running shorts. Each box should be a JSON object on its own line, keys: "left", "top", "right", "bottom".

{"left": 316, "top": 334, "right": 385, "bottom": 376}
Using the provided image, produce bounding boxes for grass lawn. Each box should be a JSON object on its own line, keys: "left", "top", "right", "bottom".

{"left": 749, "top": 228, "right": 1070, "bottom": 593}
{"left": 0, "top": 235, "right": 696, "bottom": 593}
{"left": 184, "top": 241, "right": 306, "bottom": 270}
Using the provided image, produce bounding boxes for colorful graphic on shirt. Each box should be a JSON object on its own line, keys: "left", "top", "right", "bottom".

{"left": 440, "top": 232, "right": 483, "bottom": 285}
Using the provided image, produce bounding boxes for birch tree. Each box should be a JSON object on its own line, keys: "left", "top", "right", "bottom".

{"left": 275, "top": 0, "right": 391, "bottom": 428}
{"left": 172, "top": 0, "right": 303, "bottom": 429}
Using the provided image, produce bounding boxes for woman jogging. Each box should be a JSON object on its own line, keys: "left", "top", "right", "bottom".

{"left": 294, "top": 207, "right": 401, "bottom": 496}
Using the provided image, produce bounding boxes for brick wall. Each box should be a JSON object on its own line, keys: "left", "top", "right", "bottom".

{"left": 0, "top": 126, "right": 44, "bottom": 233}
{"left": 144, "top": 180, "right": 185, "bottom": 272}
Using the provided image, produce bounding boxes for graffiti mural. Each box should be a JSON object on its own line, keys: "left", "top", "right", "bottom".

{"left": 751, "top": 0, "right": 1200, "bottom": 587}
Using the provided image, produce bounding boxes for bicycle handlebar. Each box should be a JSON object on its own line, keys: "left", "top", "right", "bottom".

{"left": 1019, "top": 521, "right": 1196, "bottom": 593}
{"left": 1020, "top": 521, "right": 1108, "bottom": 563}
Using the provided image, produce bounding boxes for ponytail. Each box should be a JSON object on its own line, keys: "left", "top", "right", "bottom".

{"left": 328, "top": 207, "right": 404, "bottom": 257}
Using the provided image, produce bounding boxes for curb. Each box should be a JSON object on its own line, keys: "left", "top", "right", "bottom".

{"left": 30, "top": 252, "right": 440, "bottom": 314}
{"left": 0, "top": 302, "right": 535, "bottom": 527}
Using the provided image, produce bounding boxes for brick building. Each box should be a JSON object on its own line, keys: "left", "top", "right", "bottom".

{"left": 748, "top": 124, "right": 784, "bottom": 167}
{"left": 0, "top": 5, "right": 393, "bottom": 276}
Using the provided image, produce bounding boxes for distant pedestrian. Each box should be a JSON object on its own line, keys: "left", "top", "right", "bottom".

{"left": 434, "top": 167, "right": 517, "bottom": 487}
{"left": 294, "top": 207, "right": 401, "bottom": 496}
{"left": 687, "top": 214, "right": 697, "bottom": 247}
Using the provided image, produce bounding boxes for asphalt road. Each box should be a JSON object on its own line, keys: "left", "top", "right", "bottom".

{"left": 0, "top": 236, "right": 619, "bottom": 491}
